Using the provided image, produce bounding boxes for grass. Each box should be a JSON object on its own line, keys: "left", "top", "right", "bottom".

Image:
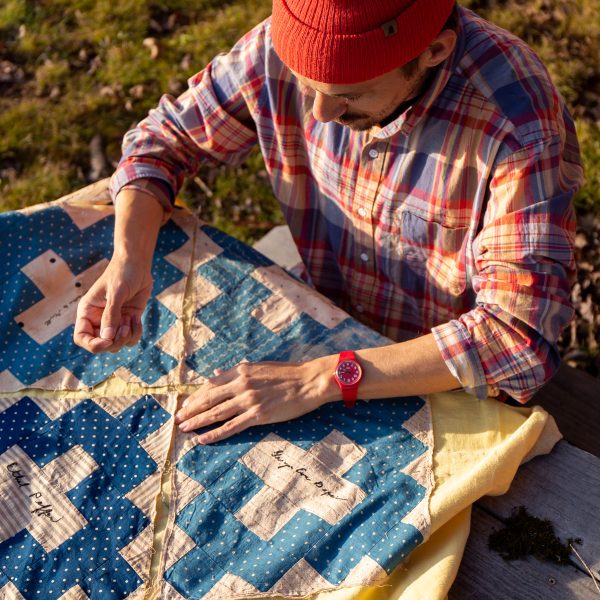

{"left": 1, "top": 0, "right": 599, "bottom": 240}
{"left": 575, "top": 119, "right": 600, "bottom": 214}
{"left": 0, "top": 0, "right": 278, "bottom": 240}
{"left": 462, "top": 0, "right": 600, "bottom": 216}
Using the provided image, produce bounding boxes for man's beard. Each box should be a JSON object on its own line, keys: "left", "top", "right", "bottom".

{"left": 335, "top": 113, "right": 380, "bottom": 131}
{"left": 335, "top": 69, "right": 431, "bottom": 131}
{"left": 335, "top": 93, "right": 420, "bottom": 131}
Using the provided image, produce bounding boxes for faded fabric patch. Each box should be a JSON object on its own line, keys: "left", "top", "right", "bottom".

{"left": 0, "top": 184, "right": 433, "bottom": 599}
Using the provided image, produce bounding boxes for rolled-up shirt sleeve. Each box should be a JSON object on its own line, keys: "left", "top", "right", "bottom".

{"left": 109, "top": 20, "right": 268, "bottom": 203}
{"left": 432, "top": 134, "right": 582, "bottom": 403}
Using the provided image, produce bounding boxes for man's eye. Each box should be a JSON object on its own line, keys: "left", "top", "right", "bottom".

{"left": 344, "top": 95, "right": 361, "bottom": 102}
{"left": 299, "top": 84, "right": 315, "bottom": 97}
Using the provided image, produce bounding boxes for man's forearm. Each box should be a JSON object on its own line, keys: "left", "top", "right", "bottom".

{"left": 311, "top": 333, "right": 461, "bottom": 402}
{"left": 113, "top": 187, "right": 165, "bottom": 265}
{"left": 175, "top": 333, "right": 463, "bottom": 443}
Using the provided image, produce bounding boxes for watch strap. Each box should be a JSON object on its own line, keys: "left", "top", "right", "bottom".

{"left": 336, "top": 350, "right": 360, "bottom": 408}
{"left": 339, "top": 350, "right": 356, "bottom": 361}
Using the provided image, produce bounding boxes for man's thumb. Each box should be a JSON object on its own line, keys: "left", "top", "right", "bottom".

{"left": 99, "top": 289, "right": 126, "bottom": 341}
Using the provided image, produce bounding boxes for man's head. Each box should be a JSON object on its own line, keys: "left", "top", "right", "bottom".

{"left": 272, "top": 0, "right": 458, "bottom": 130}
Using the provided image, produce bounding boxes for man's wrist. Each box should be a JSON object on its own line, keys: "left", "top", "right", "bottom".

{"left": 112, "top": 237, "right": 156, "bottom": 264}
{"left": 305, "top": 355, "right": 343, "bottom": 404}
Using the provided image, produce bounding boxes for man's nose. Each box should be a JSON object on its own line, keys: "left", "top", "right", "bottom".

{"left": 312, "top": 91, "right": 347, "bottom": 123}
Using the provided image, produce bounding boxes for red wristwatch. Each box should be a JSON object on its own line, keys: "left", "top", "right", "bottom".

{"left": 333, "top": 351, "right": 363, "bottom": 409}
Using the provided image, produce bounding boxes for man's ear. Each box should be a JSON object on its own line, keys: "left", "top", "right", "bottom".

{"left": 422, "top": 29, "right": 457, "bottom": 68}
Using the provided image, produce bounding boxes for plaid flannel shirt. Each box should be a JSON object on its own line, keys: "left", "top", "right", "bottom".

{"left": 111, "top": 6, "right": 583, "bottom": 402}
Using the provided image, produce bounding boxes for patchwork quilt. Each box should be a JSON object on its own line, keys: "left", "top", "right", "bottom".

{"left": 0, "top": 181, "right": 434, "bottom": 599}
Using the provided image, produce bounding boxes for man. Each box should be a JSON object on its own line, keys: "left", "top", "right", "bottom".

{"left": 74, "top": 0, "right": 582, "bottom": 444}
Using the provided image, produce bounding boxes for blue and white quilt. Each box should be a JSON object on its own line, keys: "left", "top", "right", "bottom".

{"left": 0, "top": 181, "right": 433, "bottom": 599}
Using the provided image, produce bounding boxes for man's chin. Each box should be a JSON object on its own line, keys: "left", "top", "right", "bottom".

{"left": 335, "top": 116, "right": 376, "bottom": 131}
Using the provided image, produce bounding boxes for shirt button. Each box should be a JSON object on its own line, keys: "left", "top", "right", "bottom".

{"left": 368, "top": 148, "right": 379, "bottom": 159}
{"left": 357, "top": 207, "right": 367, "bottom": 217}
{"left": 355, "top": 304, "right": 364, "bottom": 313}
{"left": 360, "top": 253, "right": 369, "bottom": 262}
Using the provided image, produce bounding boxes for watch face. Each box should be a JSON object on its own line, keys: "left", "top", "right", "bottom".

{"left": 335, "top": 360, "right": 362, "bottom": 386}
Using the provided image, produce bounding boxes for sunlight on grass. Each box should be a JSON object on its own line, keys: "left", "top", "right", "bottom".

{"left": 575, "top": 119, "right": 600, "bottom": 214}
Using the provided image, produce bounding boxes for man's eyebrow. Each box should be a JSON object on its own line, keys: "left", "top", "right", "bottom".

{"left": 331, "top": 91, "right": 364, "bottom": 98}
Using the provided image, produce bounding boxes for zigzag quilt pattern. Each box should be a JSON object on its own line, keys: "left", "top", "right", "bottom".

{"left": 0, "top": 182, "right": 434, "bottom": 599}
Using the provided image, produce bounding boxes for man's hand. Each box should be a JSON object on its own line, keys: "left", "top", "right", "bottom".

{"left": 74, "top": 258, "right": 153, "bottom": 353}
{"left": 74, "top": 185, "right": 165, "bottom": 353}
{"left": 175, "top": 359, "right": 338, "bottom": 444}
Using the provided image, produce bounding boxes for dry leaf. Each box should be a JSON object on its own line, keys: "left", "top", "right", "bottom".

{"left": 143, "top": 37, "right": 159, "bottom": 60}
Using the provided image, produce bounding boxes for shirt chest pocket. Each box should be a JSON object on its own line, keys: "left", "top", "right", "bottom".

{"left": 384, "top": 209, "right": 471, "bottom": 298}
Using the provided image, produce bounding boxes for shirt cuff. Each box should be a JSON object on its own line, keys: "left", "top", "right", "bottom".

{"left": 431, "top": 320, "right": 498, "bottom": 400}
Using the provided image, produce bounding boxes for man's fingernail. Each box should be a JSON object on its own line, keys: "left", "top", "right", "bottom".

{"left": 100, "top": 327, "right": 116, "bottom": 340}
{"left": 116, "top": 325, "right": 130, "bottom": 341}
{"left": 178, "top": 422, "right": 189, "bottom": 432}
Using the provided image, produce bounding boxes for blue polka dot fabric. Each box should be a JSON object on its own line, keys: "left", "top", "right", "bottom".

{"left": 0, "top": 185, "right": 433, "bottom": 598}
{"left": 0, "top": 393, "right": 174, "bottom": 599}
{"left": 0, "top": 200, "right": 186, "bottom": 391}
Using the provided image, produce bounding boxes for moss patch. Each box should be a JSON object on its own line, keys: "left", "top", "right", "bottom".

{"left": 488, "top": 506, "right": 582, "bottom": 565}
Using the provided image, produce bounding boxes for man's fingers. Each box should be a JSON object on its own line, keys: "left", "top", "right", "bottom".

{"left": 177, "top": 399, "right": 240, "bottom": 432}
{"left": 73, "top": 312, "right": 93, "bottom": 346}
{"left": 74, "top": 315, "right": 112, "bottom": 353}
{"left": 73, "top": 260, "right": 152, "bottom": 353}
{"left": 99, "top": 287, "right": 128, "bottom": 342}
{"left": 127, "top": 313, "right": 143, "bottom": 347}
{"left": 75, "top": 333, "right": 113, "bottom": 353}
{"left": 74, "top": 296, "right": 96, "bottom": 345}
{"left": 195, "top": 411, "right": 258, "bottom": 444}
{"left": 96, "top": 314, "right": 135, "bottom": 353}
{"left": 179, "top": 367, "right": 239, "bottom": 411}
{"left": 76, "top": 308, "right": 138, "bottom": 354}
{"left": 208, "top": 366, "right": 239, "bottom": 386}
{"left": 116, "top": 315, "right": 131, "bottom": 342}
{"left": 108, "top": 315, "right": 133, "bottom": 351}
{"left": 177, "top": 385, "right": 234, "bottom": 421}
{"left": 112, "top": 313, "right": 144, "bottom": 348}
{"left": 89, "top": 337, "right": 115, "bottom": 352}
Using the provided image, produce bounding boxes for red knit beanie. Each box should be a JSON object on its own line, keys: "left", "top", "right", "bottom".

{"left": 271, "top": 0, "right": 455, "bottom": 84}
